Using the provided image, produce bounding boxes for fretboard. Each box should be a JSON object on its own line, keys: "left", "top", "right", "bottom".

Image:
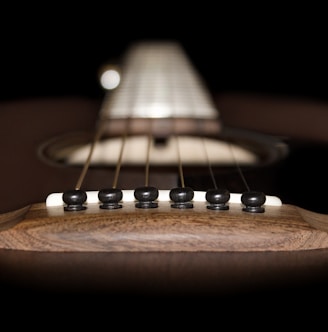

{"left": 100, "top": 41, "right": 219, "bottom": 120}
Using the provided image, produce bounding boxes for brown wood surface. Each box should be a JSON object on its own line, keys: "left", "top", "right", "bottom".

{"left": 1, "top": 201, "right": 328, "bottom": 252}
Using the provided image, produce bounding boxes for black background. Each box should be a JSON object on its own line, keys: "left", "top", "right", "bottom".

{"left": 1, "top": 6, "right": 328, "bottom": 102}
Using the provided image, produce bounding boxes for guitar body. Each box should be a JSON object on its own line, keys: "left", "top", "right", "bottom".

{"left": 2, "top": 41, "right": 328, "bottom": 298}
{"left": 0, "top": 97, "right": 102, "bottom": 214}
{"left": 1, "top": 97, "right": 328, "bottom": 298}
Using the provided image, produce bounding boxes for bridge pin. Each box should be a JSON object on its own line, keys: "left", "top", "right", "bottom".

{"left": 241, "top": 191, "right": 266, "bottom": 213}
{"left": 134, "top": 186, "right": 159, "bottom": 209}
{"left": 206, "top": 188, "right": 230, "bottom": 210}
{"left": 62, "top": 189, "right": 87, "bottom": 211}
{"left": 98, "top": 188, "right": 123, "bottom": 209}
{"left": 169, "top": 187, "right": 194, "bottom": 209}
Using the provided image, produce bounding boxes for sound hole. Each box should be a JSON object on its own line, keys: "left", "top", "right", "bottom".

{"left": 38, "top": 126, "right": 288, "bottom": 196}
{"left": 39, "top": 127, "right": 287, "bottom": 168}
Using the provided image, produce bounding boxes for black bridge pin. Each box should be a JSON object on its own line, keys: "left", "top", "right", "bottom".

{"left": 98, "top": 188, "right": 123, "bottom": 209}
{"left": 62, "top": 189, "right": 87, "bottom": 211}
{"left": 241, "top": 191, "right": 266, "bottom": 213}
{"left": 206, "top": 188, "right": 230, "bottom": 210}
{"left": 169, "top": 187, "right": 194, "bottom": 209}
{"left": 134, "top": 186, "right": 159, "bottom": 209}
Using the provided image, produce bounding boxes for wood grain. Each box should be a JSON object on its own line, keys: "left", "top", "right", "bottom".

{"left": 1, "top": 201, "right": 328, "bottom": 252}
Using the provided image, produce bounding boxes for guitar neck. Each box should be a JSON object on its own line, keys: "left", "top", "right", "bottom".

{"left": 100, "top": 41, "right": 220, "bottom": 120}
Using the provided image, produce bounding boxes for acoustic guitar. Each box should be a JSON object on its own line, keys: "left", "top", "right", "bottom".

{"left": 1, "top": 40, "right": 328, "bottom": 297}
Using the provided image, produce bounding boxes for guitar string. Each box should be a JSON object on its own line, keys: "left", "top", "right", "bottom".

{"left": 170, "top": 55, "right": 187, "bottom": 190}
{"left": 202, "top": 137, "right": 218, "bottom": 190}
{"left": 144, "top": 125, "right": 153, "bottom": 187}
{"left": 174, "top": 134, "right": 185, "bottom": 188}
{"left": 103, "top": 43, "right": 220, "bottom": 194}
{"left": 111, "top": 122, "right": 129, "bottom": 189}
{"left": 72, "top": 71, "right": 124, "bottom": 191}
{"left": 111, "top": 54, "right": 143, "bottom": 190}
{"left": 228, "top": 141, "right": 251, "bottom": 192}
{"left": 72, "top": 119, "right": 250, "bottom": 196}
{"left": 72, "top": 109, "right": 251, "bottom": 195}
{"left": 74, "top": 122, "right": 105, "bottom": 190}
{"left": 73, "top": 44, "right": 247, "bottom": 196}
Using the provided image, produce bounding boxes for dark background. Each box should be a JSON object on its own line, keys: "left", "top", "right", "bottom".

{"left": 1, "top": 7, "right": 328, "bottom": 103}
{"left": 1, "top": 6, "right": 328, "bottom": 213}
